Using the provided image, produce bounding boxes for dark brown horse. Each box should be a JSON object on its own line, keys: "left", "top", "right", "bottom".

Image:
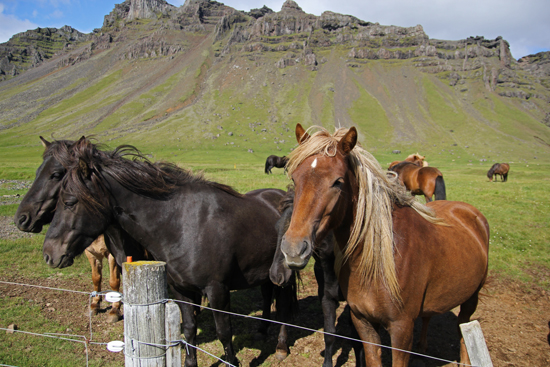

{"left": 279, "top": 124, "right": 489, "bottom": 367}
{"left": 15, "top": 137, "right": 130, "bottom": 322}
{"left": 265, "top": 155, "right": 289, "bottom": 174}
{"left": 40, "top": 138, "right": 296, "bottom": 367}
{"left": 487, "top": 163, "right": 510, "bottom": 182}
{"left": 389, "top": 161, "right": 446, "bottom": 202}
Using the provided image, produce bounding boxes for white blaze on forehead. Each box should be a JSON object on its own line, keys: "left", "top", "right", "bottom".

{"left": 311, "top": 157, "right": 317, "bottom": 169}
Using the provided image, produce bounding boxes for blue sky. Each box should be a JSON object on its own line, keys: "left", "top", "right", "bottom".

{"left": 0, "top": 0, "right": 548, "bottom": 59}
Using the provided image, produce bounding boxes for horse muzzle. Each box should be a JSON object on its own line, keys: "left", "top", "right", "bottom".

{"left": 280, "top": 236, "right": 313, "bottom": 270}
{"left": 43, "top": 240, "right": 74, "bottom": 268}
{"left": 15, "top": 212, "right": 43, "bottom": 233}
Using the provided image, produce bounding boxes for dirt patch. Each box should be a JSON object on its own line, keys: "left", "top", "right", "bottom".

{"left": 1, "top": 267, "right": 549, "bottom": 366}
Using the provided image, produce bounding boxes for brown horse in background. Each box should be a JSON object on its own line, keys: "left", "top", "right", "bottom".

{"left": 389, "top": 153, "right": 428, "bottom": 169}
{"left": 84, "top": 236, "right": 121, "bottom": 321}
{"left": 280, "top": 124, "right": 490, "bottom": 367}
{"left": 487, "top": 163, "right": 510, "bottom": 182}
{"left": 389, "top": 161, "right": 446, "bottom": 202}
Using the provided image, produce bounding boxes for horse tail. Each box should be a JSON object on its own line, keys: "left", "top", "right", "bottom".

{"left": 434, "top": 175, "right": 446, "bottom": 200}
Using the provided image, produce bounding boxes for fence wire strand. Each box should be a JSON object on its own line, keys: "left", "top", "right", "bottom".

{"left": 1, "top": 280, "right": 478, "bottom": 367}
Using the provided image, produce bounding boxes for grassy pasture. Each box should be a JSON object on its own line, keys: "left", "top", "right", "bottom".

{"left": 0, "top": 148, "right": 548, "bottom": 366}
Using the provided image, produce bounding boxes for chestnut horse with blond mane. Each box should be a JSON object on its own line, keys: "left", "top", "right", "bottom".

{"left": 279, "top": 124, "right": 489, "bottom": 367}
{"left": 389, "top": 161, "right": 446, "bottom": 202}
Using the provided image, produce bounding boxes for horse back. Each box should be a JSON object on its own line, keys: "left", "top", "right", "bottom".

{"left": 391, "top": 201, "right": 489, "bottom": 314}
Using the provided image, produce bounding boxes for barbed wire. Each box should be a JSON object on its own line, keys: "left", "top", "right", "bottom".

{"left": 1, "top": 280, "right": 477, "bottom": 367}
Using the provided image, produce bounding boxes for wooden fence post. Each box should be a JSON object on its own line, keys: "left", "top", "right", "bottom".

{"left": 165, "top": 301, "right": 182, "bottom": 367}
{"left": 123, "top": 261, "right": 168, "bottom": 367}
{"left": 460, "top": 320, "right": 494, "bottom": 367}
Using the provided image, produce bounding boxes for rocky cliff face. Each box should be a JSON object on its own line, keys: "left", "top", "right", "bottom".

{"left": 103, "top": 0, "right": 175, "bottom": 27}
{"left": 0, "top": 26, "right": 89, "bottom": 78}
{"left": 0, "top": 0, "right": 548, "bottom": 134}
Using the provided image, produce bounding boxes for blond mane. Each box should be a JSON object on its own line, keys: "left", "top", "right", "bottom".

{"left": 286, "top": 126, "right": 443, "bottom": 304}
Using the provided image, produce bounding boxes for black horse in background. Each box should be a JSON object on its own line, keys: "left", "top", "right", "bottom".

{"left": 265, "top": 155, "right": 289, "bottom": 174}
{"left": 36, "top": 137, "right": 297, "bottom": 367}
{"left": 487, "top": 163, "right": 510, "bottom": 182}
{"left": 269, "top": 189, "right": 365, "bottom": 367}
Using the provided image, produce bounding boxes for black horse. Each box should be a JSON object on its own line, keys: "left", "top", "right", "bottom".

{"left": 269, "top": 189, "right": 365, "bottom": 367}
{"left": 265, "top": 155, "right": 289, "bottom": 174}
{"left": 26, "top": 137, "right": 296, "bottom": 367}
{"left": 487, "top": 163, "right": 510, "bottom": 182}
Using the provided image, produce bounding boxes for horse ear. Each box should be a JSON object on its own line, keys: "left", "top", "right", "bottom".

{"left": 295, "top": 124, "right": 310, "bottom": 144}
{"left": 337, "top": 127, "right": 357, "bottom": 156}
{"left": 78, "top": 158, "right": 91, "bottom": 179}
{"left": 39, "top": 136, "right": 51, "bottom": 148}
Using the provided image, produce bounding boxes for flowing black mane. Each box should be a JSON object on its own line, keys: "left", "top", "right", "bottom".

{"left": 58, "top": 138, "right": 242, "bottom": 211}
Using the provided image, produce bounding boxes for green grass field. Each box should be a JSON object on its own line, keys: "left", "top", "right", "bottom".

{"left": 0, "top": 147, "right": 549, "bottom": 366}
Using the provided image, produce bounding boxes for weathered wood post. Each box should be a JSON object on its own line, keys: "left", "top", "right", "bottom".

{"left": 460, "top": 320, "right": 494, "bottom": 367}
{"left": 123, "top": 261, "right": 168, "bottom": 367}
{"left": 165, "top": 301, "right": 182, "bottom": 367}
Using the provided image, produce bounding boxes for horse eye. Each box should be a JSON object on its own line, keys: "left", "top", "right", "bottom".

{"left": 51, "top": 171, "right": 63, "bottom": 180}
{"left": 332, "top": 178, "right": 344, "bottom": 190}
{"left": 64, "top": 199, "right": 77, "bottom": 208}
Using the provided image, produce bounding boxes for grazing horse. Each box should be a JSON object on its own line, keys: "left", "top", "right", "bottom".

{"left": 270, "top": 189, "right": 365, "bottom": 367}
{"left": 14, "top": 137, "right": 130, "bottom": 322}
{"left": 279, "top": 124, "right": 489, "bottom": 367}
{"left": 265, "top": 155, "right": 289, "bottom": 174}
{"left": 41, "top": 138, "right": 296, "bottom": 367}
{"left": 389, "top": 161, "right": 446, "bottom": 202}
{"left": 487, "top": 163, "right": 510, "bottom": 182}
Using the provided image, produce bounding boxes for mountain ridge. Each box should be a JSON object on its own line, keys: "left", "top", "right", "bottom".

{"left": 0, "top": 0, "right": 548, "bottom": 165}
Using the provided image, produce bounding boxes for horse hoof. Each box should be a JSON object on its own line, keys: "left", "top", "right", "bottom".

{"left": 106, "top": 312, "right": 122, "bottom": 323}
{"left": 275, "top": 349, "right": 289, "bottom": 361}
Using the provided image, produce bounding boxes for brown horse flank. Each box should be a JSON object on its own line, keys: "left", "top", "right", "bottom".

{"left": 389, "top": 161, "right": 446, "bottom": 202}
{"left": 487, "top": 163, "right": 510, "bottom": 182}
{"left": 280, "top": 124, "right": 489, "bottom": 367}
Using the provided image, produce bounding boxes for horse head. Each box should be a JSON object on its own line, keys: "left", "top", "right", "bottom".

{"left": 43, "top": 142, "right": 112, "bottom": 268}
{"left": 15, "top": 137, "right": 77, "bottom": 232}
{"left": 279, "top": 124, "right": 357, "bottom": 270}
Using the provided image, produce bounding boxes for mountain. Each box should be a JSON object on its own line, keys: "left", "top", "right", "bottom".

{"left": 0, "top": 0, "right": 549, "bottom": 164}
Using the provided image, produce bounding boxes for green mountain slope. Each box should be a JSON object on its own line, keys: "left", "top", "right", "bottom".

{"left": 0, "top": 0, "right": 549, "bottom": 169}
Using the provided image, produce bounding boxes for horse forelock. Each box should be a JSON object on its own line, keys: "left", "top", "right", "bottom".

{"left": 287, "top": 126, "right": 441, "bottom": 304}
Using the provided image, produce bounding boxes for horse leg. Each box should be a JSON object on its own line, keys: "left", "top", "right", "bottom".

{"left": 205, "top": 283, "right": 239, "bottom": 366}
{"left": 172, "top": 287, "right": 200, "bottom": 367}
{"left": 314, "top": 262, "right": 339, "bottom": 367}
{"left": 350, "top": 310, "right": 383, "bottom": 367}
{"left": 388, "top": 318, "right": 415, "bottom": 367}
{"left": 274, "top": 281, "right": 296, "bottom": 361}
{"left": 106, "top": 253, "right": 122, "bottom": 323}
{"left": 85, "top": 249, "right": 102, "bottom": 316}
{"left": 417, "top": 316, "right": 431, "bottom": 353}
{"left": 457, "top": 292, "right": 480, "bottom": 365}
{"left": 257, "top": 282, "right": 273, "bottom": 339}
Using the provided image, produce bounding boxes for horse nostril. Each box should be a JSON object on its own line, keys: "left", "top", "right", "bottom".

{"left": 18, "top": 214, "right": 28, "bottom": 226}
{"left": 299, "top": 240, "right": 310, "bottom": 257}
{"left": 43, "top": 253, "right": 51, "bottom": 265}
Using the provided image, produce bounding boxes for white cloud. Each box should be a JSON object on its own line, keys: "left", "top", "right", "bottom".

{"left": 0, "top": 4, "right": 38, "bottom": 43}
{"left": 49, "top": 9, "right": 63, "bottom": 19}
